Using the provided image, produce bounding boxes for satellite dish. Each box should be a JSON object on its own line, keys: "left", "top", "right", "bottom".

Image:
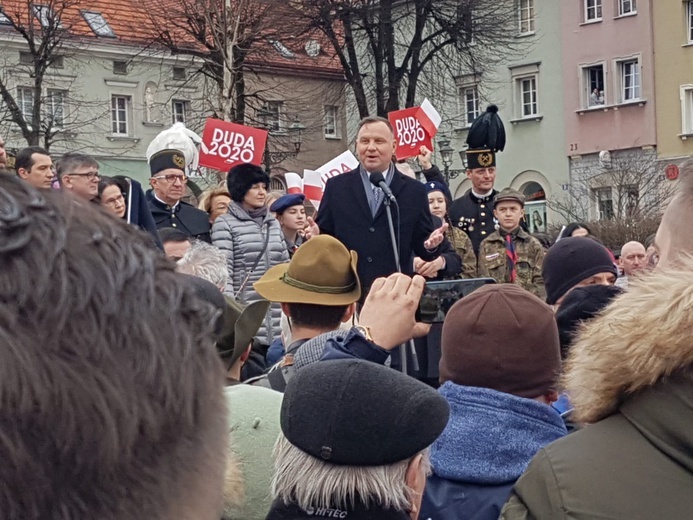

{"left": 305, "top": 39, "right": 321, "bottom": 57}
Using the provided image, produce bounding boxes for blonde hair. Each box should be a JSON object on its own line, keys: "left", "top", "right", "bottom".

{"left": 265, "top": 190, "right": 285, "bottom": 211}
{"left": 198, "top": 186, "right": 231, "bottom": 215}
{"left": 271, "top": 434, "right": 428, "bottom": 512}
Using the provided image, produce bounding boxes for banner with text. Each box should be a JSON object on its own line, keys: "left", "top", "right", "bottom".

{"left": 199, "top": 118, "right": 268, "bottom": 171}
{"left": 388, "top": 98, "right": 441, "bottom": 161}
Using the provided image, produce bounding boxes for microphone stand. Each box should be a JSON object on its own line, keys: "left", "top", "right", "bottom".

{"left": 382, "top": 194, "right": 420, "bottom": 375}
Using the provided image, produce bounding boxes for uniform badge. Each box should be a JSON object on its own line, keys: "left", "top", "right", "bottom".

{"left": 173, "top": 154, "right": 185, "bottom": 169}
{"left": 478, "top": 153, "right": 493, "bottom": 167}
{"left": 485, "top": 253, "right": 500, "bottom": 260}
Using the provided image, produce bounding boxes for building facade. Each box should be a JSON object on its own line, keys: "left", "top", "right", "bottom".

{"left": 559, "top": 0, "right": 660, "bottom": 221}
{"left": 0, "top": 0, "right": 348, "bottom": 188}
{"left": 441, "top": 0, "right": 568, "bottom": 232}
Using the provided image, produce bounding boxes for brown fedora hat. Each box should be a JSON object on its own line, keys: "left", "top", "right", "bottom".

{"left": 216, "top": 297, "right": 271, "bottom": 365}
{"left": 254, "top": 235, "right": 361, "bottom": 305}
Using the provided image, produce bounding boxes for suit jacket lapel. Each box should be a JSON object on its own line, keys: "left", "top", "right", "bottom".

{"left": 373, "top": 170, "right": 406, "bottom": 221}
{"left": 349, "top": 169, "right": 374, "bottom": 221}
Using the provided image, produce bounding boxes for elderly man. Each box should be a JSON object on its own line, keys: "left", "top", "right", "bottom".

{"left": 15, "top": 146, "right": 53, "bottom": 189}
{"left": 146, "top": 149, "right": 211, "bottom": 242}
{"left": 616, "top": 240, "right": 647, "bottom": 288}
{"left": 267, "top": 358, "right": 449, "bottom": 520}
{"left": 57, "top": 152, "right": 100, "bottom": 201}
{"left": 0, "top": 174, "right": 228, "bottom": 519}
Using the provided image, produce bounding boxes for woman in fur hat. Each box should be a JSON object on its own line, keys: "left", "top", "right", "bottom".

{"left": 212, "top": 164, "right": 289, "bottom": 346}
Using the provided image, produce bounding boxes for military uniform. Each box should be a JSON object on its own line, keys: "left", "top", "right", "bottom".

{"left": 449, "top": 226, "right": 478, "bottom": 278}
{"left": 449, "top": 189, "right": 498, "bottom": 255}
{"left": 478, "top": 227, "right": 545, "bottom": 299}
{"left": 146, "top": 192, "right": 211, "bottom": 243}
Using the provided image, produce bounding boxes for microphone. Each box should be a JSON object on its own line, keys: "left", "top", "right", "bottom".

{"left": 369, "top": 171, "right": 396, "bottom": 203}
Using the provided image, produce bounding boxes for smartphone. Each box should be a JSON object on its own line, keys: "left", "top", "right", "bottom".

{"left": 417, "top": 278, "right": 496, "bottom": 323}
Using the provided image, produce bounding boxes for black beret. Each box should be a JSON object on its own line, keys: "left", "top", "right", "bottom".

{"left": 270, "top": 193, "right": 305, "bottom": 214}
{"left": 280, "top": 359, "right": 449, "bottom": 466}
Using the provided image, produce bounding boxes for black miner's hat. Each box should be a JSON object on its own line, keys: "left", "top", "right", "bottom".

{"left": 465, "top": 105, "right": 506, "bottom": 170}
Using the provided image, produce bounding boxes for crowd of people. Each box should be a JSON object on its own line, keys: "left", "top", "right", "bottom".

{"left": 0, "top": 105, "right": 691, "bottom": 520}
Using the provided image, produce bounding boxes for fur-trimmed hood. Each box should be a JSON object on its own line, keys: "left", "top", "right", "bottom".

{"left": 564, "top": 263, "right": 693, "bottom": 423}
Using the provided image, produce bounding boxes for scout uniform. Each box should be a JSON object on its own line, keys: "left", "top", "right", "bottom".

{"left": 477, "top": 188, "right": 545, "bottom": 299}
{"left": 448, "top": 105, "right": 506, "bottom": 254}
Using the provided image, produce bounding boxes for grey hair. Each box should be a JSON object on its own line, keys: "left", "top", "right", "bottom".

{"left": 271, "top": 434, "right": 429, "bottom": 512}
{"left": 176, "top": 240, "right": 228, "bottom": 291}
{"left": 56, "top": 152, "right": 99, "bottom": 180}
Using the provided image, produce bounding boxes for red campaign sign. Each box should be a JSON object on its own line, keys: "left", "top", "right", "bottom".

{"left": 388, "top": 107, "right": 434, "bottom": 161}
{"left": 198, "top": 118, "right": 268, "bottom": 171}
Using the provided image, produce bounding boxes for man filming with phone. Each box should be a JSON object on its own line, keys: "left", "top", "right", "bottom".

{"left": 305, "top": 116, "right": 450, "bottom": 298}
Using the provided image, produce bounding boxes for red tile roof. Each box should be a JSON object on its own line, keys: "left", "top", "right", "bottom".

{"left": 0, "top": 0, "right": 344, "bottom": 79}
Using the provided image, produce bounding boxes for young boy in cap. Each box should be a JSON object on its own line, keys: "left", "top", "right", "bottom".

{"left": 477, "top": 188, "right": 545, "bottom": 298}
{"left": 420, "top": 284, "right": 566, "bottom": 520}
{"left": 267, "top": 359, "right": 450, "bottom": 520}
{"left": 269, "top": 193, "right": 307, "bottom": 257}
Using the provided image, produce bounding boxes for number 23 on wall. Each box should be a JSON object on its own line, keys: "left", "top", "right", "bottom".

{"left": 569, "top": 143, "right": 578, "bottom": 152}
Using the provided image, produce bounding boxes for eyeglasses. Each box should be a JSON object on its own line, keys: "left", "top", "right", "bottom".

{"left": 153, "top": 174, "right": 188, "bottom": 183}
{"left": 102, "top": 193, "right": 125, "bottom": 207}
{"left": 66, "top": 171, "right": 100, "bottom": 180}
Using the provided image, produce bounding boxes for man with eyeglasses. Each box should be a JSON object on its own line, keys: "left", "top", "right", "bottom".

{"left": 146, "top": 149, "right": 211, "bottom": 243}
{"left": 57, "top": 152, "right": 100, "bottom": 201}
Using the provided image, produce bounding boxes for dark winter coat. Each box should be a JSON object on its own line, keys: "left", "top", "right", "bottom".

{"left": 146, "top": 190, "right": 211, "bottom": 243}
{"left": 315, "top": 167, "right": 438, "bottom": 294}
{"left": 500, "top": 267, "right": 693, "bottom": 520}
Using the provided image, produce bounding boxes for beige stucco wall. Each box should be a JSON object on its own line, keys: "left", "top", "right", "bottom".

{"left": 652, "top": 1, "right": 693, "bottom": 160}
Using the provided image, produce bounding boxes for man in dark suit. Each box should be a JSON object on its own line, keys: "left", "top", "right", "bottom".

{"left": 307, "top": 116, "right": 447, "bottom": 295}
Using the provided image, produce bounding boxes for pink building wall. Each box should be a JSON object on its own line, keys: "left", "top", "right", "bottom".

{"left": 561, "top": 0, "right": 656, "bottom": 157}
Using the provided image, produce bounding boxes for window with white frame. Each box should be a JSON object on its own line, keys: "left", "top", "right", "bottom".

{"left": 583, "top": 64, "right": 606, "bottom": 107}
{"left": 680, "top": 85, "right": 693, "bottom": 135}
{"left": 593, "top": 187, "right": 614, "bottom": 220}
{"left": 518, "top": 76, "right": 538, "bottom": 117}
{"left": 618, "top": 59, "right": 640, "bottom": 102}
{"left": 324, "top": 105, "right": 339, "bottom": 138}
{"left": 688, "top": 1, "right": 693, "bottom": 43}
{"left": 111, "top": 95, "right": 130, "bottom": 135}
{"left": 172, "top": 100, "right": 187, "bottom": 124}
{"left": 618, "top": 0, "right": 636, "bottom": 16}
{"left": 46, "top": 89, "right": 65, "bottom": 129}
{"left": 33, "top": 5, "right": 59, "bottom": 28}
{"left": 17, "top": 87, "right": 35, "bottom": 122}
{"left": 584, "top": 0, "right": 602, "bottom": 21}
{"left": 264, "top": 101, "right": 282, "bottom": 132}
{"left": 519, "top": 0, "right": 535, "bottom": 34}
{"left": 459, "top": 86, "right": 480, "bottom": 126}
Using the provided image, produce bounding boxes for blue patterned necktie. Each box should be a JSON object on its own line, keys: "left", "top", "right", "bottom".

{"left": 371, "top": 185, "right": 381, "bottom": 214}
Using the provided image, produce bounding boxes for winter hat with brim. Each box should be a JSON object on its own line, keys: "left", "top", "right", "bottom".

{"left": 555, "top": 284, "right": 623, "bottom": 359}
{"left": 542, "top": 236, "right": 618, "bottom": 305}
{"left": 440, "top": 284, "right": 561, "bottom": 399}
{"left": 281, "top": 359, "right": 450, "bottom": 466}
{"left": 254, "top": 235, "right": 361, "bottom": 306}
{"left": 216, "top": 297, "right": 271, "bottom": 365}
{"left": 227, "top": 163, "right": 270, "bottom": 203}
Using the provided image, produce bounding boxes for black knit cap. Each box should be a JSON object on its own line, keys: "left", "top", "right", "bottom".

{"left": 543, "top": 237, "right": 618, "bottom": 305}
{"left": 555, "top": 285, "right": 623, "bottom": 359}
{"left": 465, "top": 105, "right": 506, "bottom": 169}
{"left": 227, "top": 163, "right": 270, "bottom": 203}
{"left": 281, "top": 359, "right": 450, "bottom": 466}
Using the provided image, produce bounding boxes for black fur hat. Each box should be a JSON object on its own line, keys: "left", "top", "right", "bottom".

{"left": 465, "top": 105, "right": 506, "bottom": 169}
{"left": 226, "top": 163, "right": 270, "bottom": 203}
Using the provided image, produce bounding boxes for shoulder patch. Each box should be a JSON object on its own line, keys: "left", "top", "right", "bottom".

{"left": 485, "top": 253, "right": 500, "bottom": 261}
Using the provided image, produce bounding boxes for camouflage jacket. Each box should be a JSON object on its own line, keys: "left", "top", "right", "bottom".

{"left": 448, "top": 226, "right": 478, "bottom": 279}
{"left": 477, "top": 228, "right": 545, "bottom": 299}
